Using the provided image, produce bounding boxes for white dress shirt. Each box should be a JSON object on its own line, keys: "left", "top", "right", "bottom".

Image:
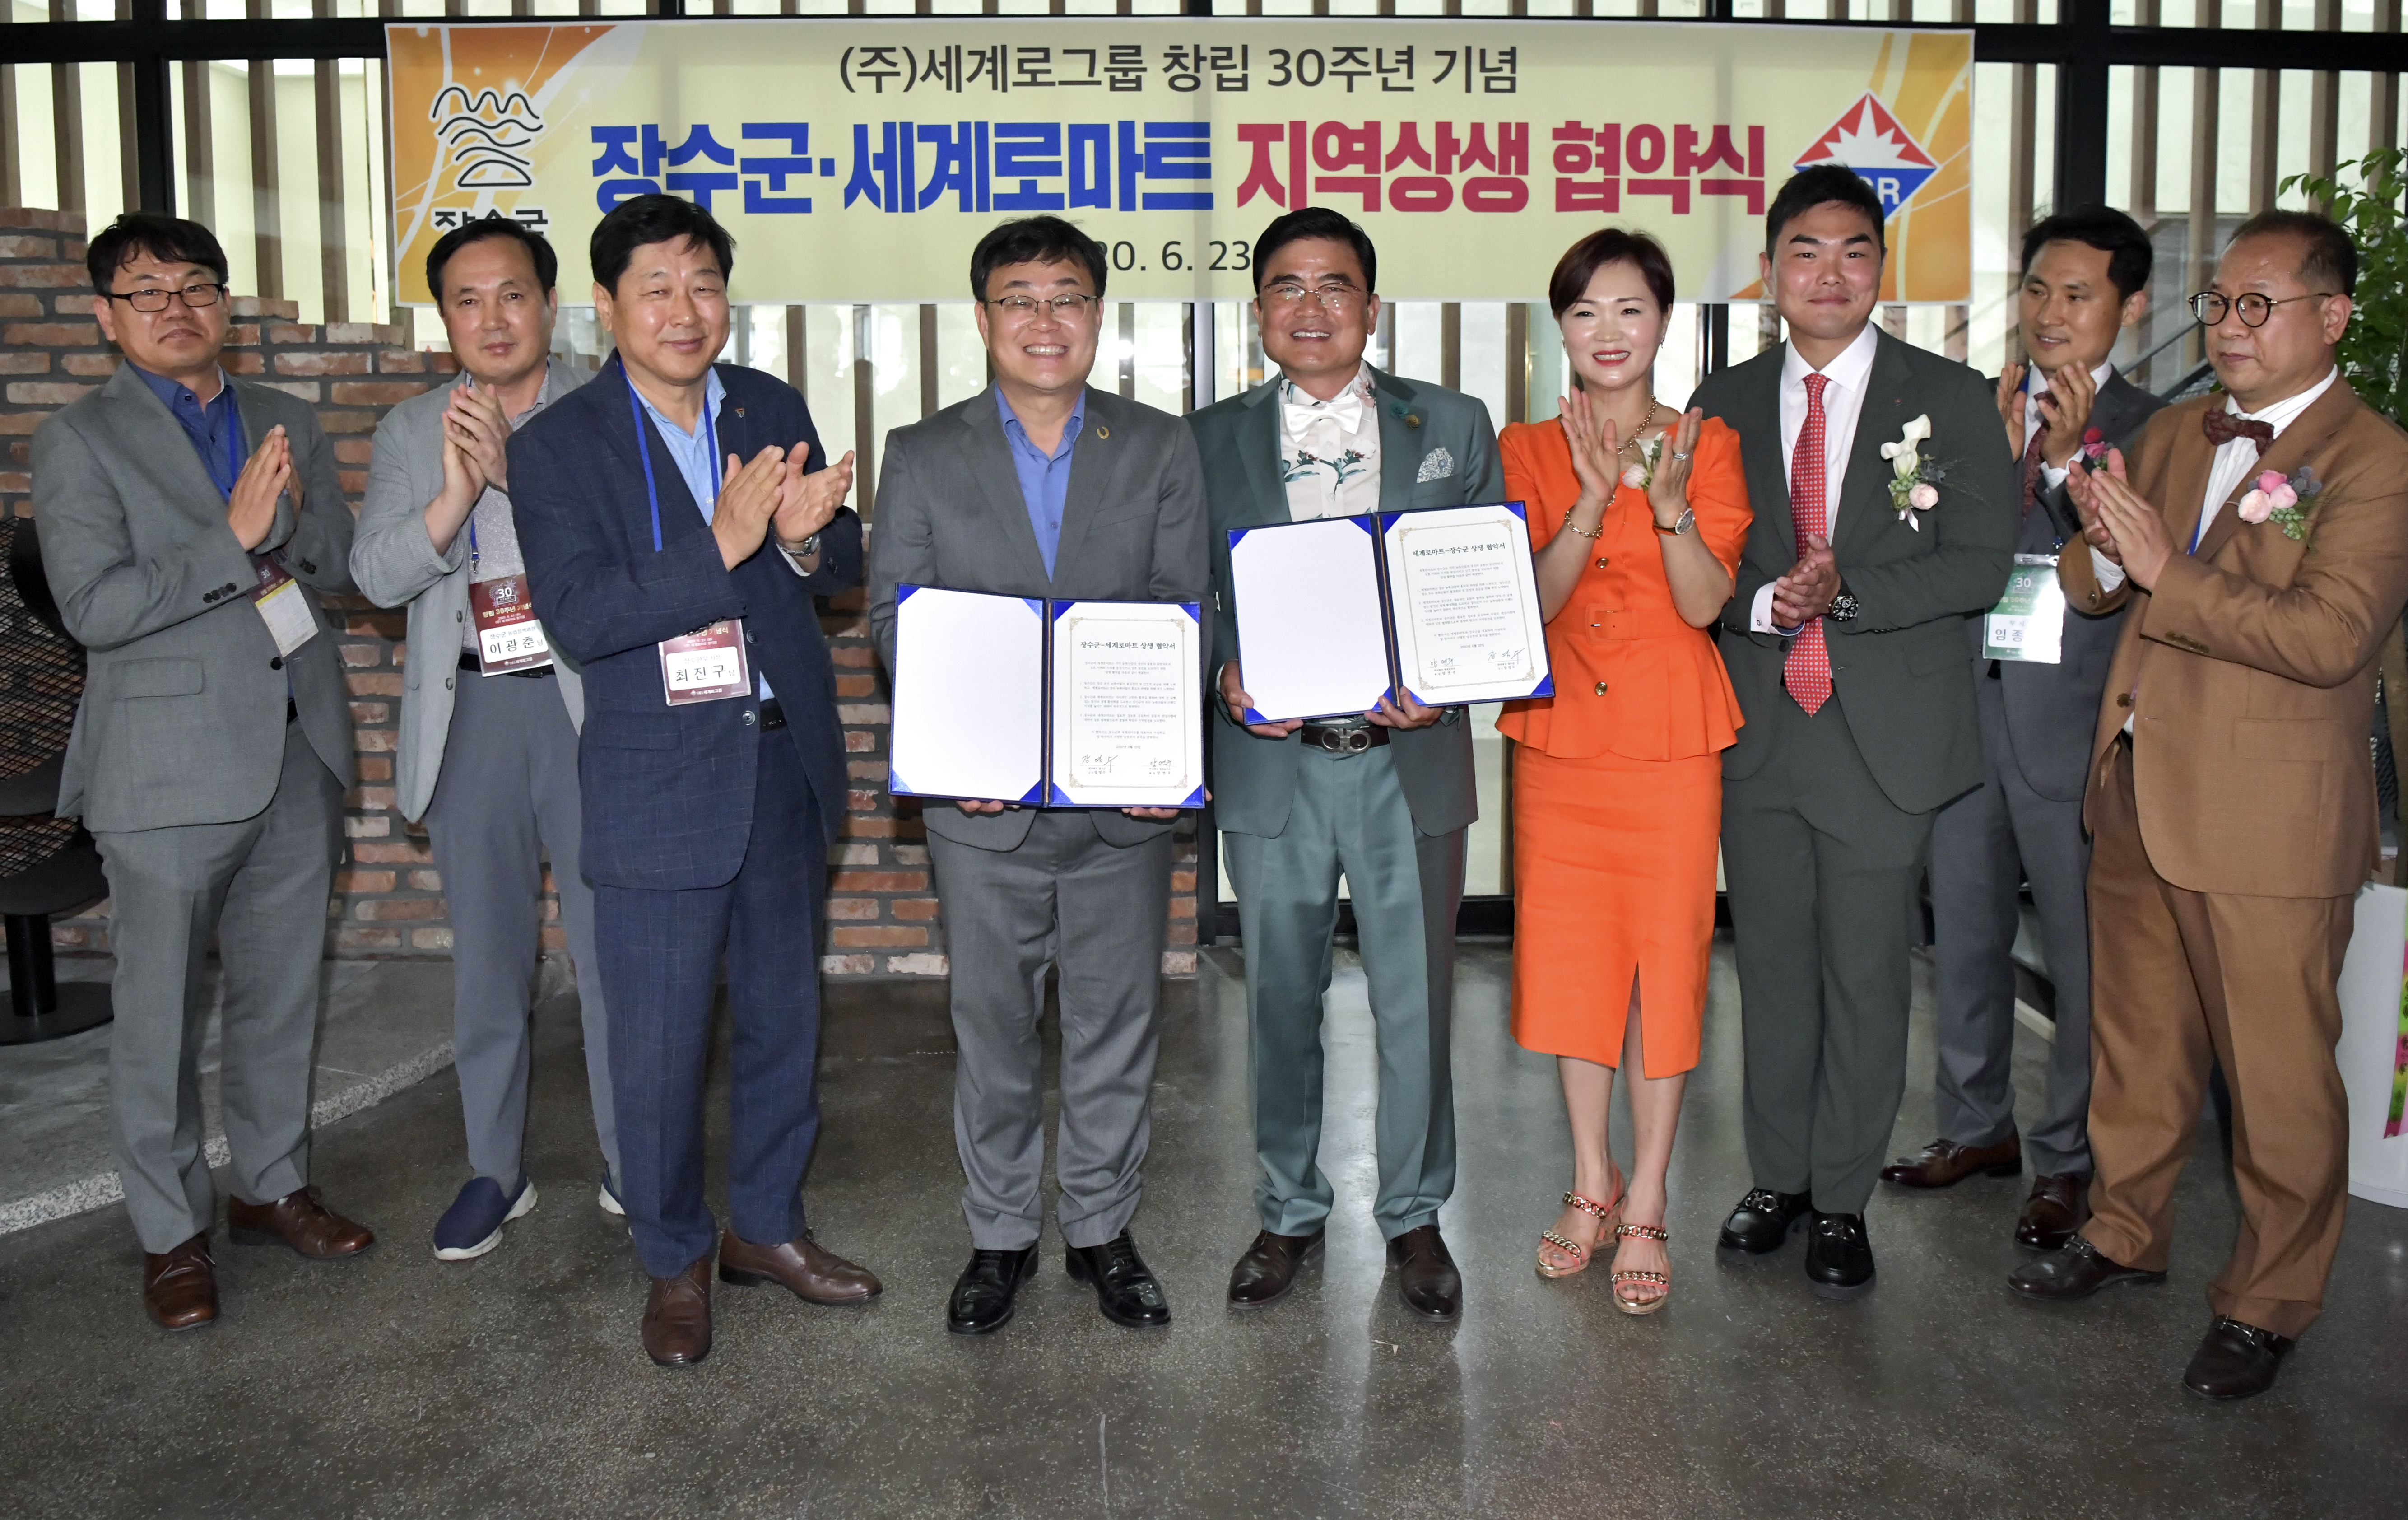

{"left": 2028, "top": 358, "right": 2116, "bottom": 496}
{"left": 2091, "top": 366, "right": 2337, "bottom": 593}
{"left": 1277, "top": 362, "right": 1383, "bottom": 521}
{"left": 1750, "top": 323, "right": 1881, "bottom": 634}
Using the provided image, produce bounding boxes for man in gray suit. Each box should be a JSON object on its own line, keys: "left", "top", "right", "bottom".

{"left": 1884, "top": 207, "right": 2166, "bottom": 1250}
{"left": 868, "top": 216, "right": 1208, "bottom": 1336}
{"left": 36, "top": 214, "right": 372, "bottom": 1330}
{"left": 352, "top": 218, "right": 618, "bottom": 1263}
{"left": 1191, "top": 208, "right": 1502, "bottom": 1324}
{"left": 1693, "top": 168, "right": 2017, "bottom": 1299}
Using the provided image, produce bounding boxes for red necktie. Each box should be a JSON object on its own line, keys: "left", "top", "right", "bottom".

{"left": 1785, "top": 373, "right": 1835, "bottom": 715}
{"left": 2019, "top": 425, "right": 2045, "bottom": 517}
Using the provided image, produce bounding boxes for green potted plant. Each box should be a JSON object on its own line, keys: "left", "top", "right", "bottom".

{"left": 2285, "top": 149, "right": 2408, "bottom": 424}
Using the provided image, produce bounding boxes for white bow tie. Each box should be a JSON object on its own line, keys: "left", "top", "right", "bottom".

{"left": 1284, "top": 387, "right": 1367, "bottom": 439}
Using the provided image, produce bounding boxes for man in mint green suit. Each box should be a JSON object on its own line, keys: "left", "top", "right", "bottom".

{"left": 1189, "top": 209, "right": 1504, "bottom": 1324}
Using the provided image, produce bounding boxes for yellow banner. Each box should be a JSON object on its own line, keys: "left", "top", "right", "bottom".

{"left": 386, "top": 19, "right": 1971, "bottom": 306}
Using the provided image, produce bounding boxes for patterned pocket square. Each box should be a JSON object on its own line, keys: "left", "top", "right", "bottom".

{"left": 1416, "top": 447, "right": 1455, "bottom": 483}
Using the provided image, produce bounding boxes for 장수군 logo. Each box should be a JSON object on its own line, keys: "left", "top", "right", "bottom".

{"left": 1794, "top": 93, "right": 1938, "bottom": 214}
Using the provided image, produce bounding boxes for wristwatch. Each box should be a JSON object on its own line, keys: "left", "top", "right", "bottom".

{"left": 791, "top": 531, "right": 822, "bottom": 560}
{"left": 1652, "top": 506, "right": 1696, "bottom": 537}
{"left": 1828, "top": 584, "right": 1860, "bottom": 623}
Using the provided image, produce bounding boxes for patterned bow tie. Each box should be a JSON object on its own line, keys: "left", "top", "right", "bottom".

{"left": 1283, "top": 384, "right": 1367, "bottom": 439}
{"left": 2201, "top": 409, "right": 2276, "bottom": 456}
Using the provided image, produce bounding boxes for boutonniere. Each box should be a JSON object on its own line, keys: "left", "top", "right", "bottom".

{"left": 1618, "top": 434, "right": 1667, "bottom": 492}
{"left": 2236, "top": 465, "right": 2324, "bottom": 541}
{"left": 1880, "top": 414, "right": 1945, "bottom": 530}
{"left": 2074, "top": 427, "right": 2109, "bottom": 467}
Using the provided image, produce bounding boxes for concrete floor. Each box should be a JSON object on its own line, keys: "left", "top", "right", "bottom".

{"left": 2, "top": 941, "right": 2404, "bottom": 1519}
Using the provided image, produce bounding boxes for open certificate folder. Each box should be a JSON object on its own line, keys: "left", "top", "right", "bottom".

{"left": 888, "top": 587, "right": 1207, "bottom": 810}
{"left": 1227, "top": 503, "right": 1554, "bottom": 723}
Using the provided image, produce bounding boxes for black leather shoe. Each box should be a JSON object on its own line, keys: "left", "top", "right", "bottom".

{"left": 1385, "top": 1224, "right": 1462, "bottom": 1323}
{"left": 1718, "top": 1189, "right": 1812, "bottom": 1254}
{"left": 1227, "top": 1228, "right": 1325, "bottom": 1309}
{"left": 1804, "top": 1211, "right": 1876, "bottom": 1300}
{"left": 2182, "top": 1317, "right": 2293, "bottom": 1400}
{"left": 945, "top": 1246, "right": 1039, "bottom": 1336}
{"left": 1065, "top": 1230, "right": 1171, "bottom": 1330}
{"left": 2007, "top": 1236, "right": 2166, "bottom": 1302}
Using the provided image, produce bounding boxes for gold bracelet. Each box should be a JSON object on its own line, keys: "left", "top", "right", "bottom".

{"left": 1563, "top": 518, "right": 1605, "bottom": 540}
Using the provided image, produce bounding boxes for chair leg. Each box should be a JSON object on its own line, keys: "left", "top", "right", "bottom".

{"left": 0, "top": 914, "right": 112, "bottom": 1045}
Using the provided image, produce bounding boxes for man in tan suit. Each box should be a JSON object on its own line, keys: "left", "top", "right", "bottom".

{"left": 2008, "top": 210, "right": 2408, "bottom": 1401}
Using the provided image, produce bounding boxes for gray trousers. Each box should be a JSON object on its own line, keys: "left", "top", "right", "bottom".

{"left": 1722, "top": 697, "right": 1935, "bottom": 1216}
{"left": 1928, "top": 675, "right": 2094, "bottom": 1176}
{"left": 1223, "top": 746, "right": 1464, "bottom": 1240}
{"left": 95, "top": 720, "right": 344, "bottom": 1254}
{"left": 422, "top": 669, "right": 617, "bottom": 1189}
{"left": 925, "top": 811, "right": 1171, "bottom": 1252}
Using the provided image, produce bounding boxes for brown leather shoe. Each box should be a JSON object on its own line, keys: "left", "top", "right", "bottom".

{"left": 1227, "top": 1227, "right": 1326, "bottom": 1309}
{"left": 716, "top": 1229, "right": 881, "bottom": 1305}
{"left": 2007, "top": 1235, "right": 2166, "bottom": 1301}
{"left": 142, "top": 1233, "right": 219, "bottom": 1331}
{"left": 2182, "top": 1317, "right": 2293, "bottom": 1400}
{"left": 1385, "top": 1224, "right": 1462, "bottom": 1323}
{"left": 1879, "top": 1134, "right": 2022, "bottom": 1188}
{"left": 641, "top": 1257, "right": 714, "bottom": 1368}
{"left": 2014, "top": 1173, "right": 2090, "bottom": 1251}
{"left": 227, "top": 1187, "right": 375, "bottom": 1259}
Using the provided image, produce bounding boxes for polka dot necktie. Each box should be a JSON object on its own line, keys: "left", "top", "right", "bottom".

{"left": 1785, "top": 371, "right": 1834, "bottom": 715}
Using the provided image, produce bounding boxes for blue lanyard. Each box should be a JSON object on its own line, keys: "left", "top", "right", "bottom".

{"left": 623, "top": 357, "right": 718, "bottom": 553}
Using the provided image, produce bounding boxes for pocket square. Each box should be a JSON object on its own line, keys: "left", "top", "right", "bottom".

{"left": 1416, "top": 447, "right": 1455, "bottom": 484}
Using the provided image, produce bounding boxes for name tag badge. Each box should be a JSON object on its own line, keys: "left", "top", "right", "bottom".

{"left": 469, "top": 573, "right": 554, "bottom": 675}
{"left": 660, "top": 619, "right": 751, "bottom": 705}
{"left": 1982, "top": 553, "right": 2067, "bottom": 665}
{"left": 250, "top": 558, "right": 319, "bottom": 658}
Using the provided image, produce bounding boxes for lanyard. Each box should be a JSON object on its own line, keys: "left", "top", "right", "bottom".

{"left": 623, "top": 357, "right": 719, "bottom": 553}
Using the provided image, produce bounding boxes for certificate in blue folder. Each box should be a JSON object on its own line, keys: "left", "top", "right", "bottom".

{"left": 889, "top": 586, "right": 1205, "bottom": 811}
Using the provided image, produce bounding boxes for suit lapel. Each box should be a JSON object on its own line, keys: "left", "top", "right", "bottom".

{"left": 1372, "top": 368, "right": 1422, "bottom": 517}
{"left": 1054, "top": 386, "right": 1121, "bottom": 578}
{"left": 102, "top": 364, "right": 235, "bottom": 519}
{"left": 964, "top": 386, "right": 1058, "bottom": 588}
{"left": 1832, "top": 330, "right": 1913, "bottom": 560}
{"left": 1729, "top": 354, "right": 1793, "bottom": 558}
{"left": 1235, "top": 381, "right": 1290, "bottom": 528}
{"left": 2190, "top": 379, "right": 2359, "bottom": 566}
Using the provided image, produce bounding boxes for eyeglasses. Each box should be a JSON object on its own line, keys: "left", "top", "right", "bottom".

{"left": 103, "top": 282, "right": 227, "bottom": 313}
{"left": 1261, "top": 283, "right": 1362, "bottom": 312}
{"left": 984, "top": 293, "right": 1098, "bottom": 320}
{"left": 2187, "top": 290, "right": 2336, "bottom": 328}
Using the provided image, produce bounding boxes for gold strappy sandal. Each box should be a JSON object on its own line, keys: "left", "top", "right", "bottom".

{"left": 1536, "top": 1186, "right": 1624, "bottom": 1279}
{"left": 1611, "top": 1221, "right": 1672, "bottom": 1315}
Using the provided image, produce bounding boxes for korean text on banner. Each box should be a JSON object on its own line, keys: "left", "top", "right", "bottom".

{"left": 386, "top": 18, "right": 1971, "bottom": 304}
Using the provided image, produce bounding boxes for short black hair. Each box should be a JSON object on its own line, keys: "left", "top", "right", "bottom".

{"left": 589, "top": 194, "right": 734, "bottom": 296}
{"left": 1549, "top": 227, "right": 1677, "bottom": 319}
{"left": 2020, "top": 204, "right": 2153, "bottom": 302}
{"left": 1763, "top": 165, "right": 1887, "bottom": 262}
{"left": 427, "top": 215, "right": 558, "bottom": 303}
{"left": 1252, "top": 207, "right": 1377, "bottom": 294}
{"left": 2229, "top": 208, "right": 2358, "bottom": 298}
{"left": 85, "top": 212, "right": 227, "bottom": 294}
{"left": 968, "top": 215, "right": 1109, "bottom": 302}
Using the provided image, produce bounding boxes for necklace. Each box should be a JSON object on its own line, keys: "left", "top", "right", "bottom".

{"left": 1612, "top": 399, "right": 1667, "bottom": 460}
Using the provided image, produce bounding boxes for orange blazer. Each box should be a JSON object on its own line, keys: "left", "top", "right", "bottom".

{"left": 1496, "top": 414, "right": 1750, "bottom": 761}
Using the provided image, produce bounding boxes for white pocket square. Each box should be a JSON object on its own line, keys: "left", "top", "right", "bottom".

{"left": 1416, "top": 447, "right": 1455, "bottom": 484}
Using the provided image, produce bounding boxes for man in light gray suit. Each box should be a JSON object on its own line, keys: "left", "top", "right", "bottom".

{"left": 869, "top": 216, "right": 1208, "bottom": 1337}
{"left": 36, "top": 214, "right": 372, "bottom": 1331}
{"left": 1191, "top": 209, "right": 1502, "bottom": 1325}
{"left": 1884, "top": 207, "right": 2166, "bottom": 1250}
{"left": 352, "top": 218, "right": 618, "bottom": 1264}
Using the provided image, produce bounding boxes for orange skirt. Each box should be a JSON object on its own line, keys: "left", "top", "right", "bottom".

{"left": 1510, "top": 743, "right": 1720, "bottom": 1077}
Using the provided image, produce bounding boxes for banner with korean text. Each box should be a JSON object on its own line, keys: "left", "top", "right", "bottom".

{"left": 386, "top": 19, "right": 1971, "bottom": 306}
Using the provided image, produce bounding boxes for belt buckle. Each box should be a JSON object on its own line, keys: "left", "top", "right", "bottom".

{"left": 1313, "top": 725, "right": 1371, "bottom": 755}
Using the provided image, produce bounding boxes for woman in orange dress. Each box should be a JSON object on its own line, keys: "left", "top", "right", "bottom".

{"left": 1498, "top": 228, "right": 1749, "bottom": 1314}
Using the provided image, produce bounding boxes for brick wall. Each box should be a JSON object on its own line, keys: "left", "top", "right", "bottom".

{"left": 0, "top": 208, "right": 1197, "bottom": 978}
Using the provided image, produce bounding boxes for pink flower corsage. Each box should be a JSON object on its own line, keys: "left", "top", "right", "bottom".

{"left": 2238, "top": 466, "right": 2323, "bottom": 540}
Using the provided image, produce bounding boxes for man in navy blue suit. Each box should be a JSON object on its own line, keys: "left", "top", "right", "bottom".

{"left": 510, "top": 196, "right": 879, "bottom": 1367}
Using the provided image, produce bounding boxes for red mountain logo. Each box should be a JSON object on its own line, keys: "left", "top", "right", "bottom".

{"left": 1795, "top": 93, "right": 1939, "bottom": 213}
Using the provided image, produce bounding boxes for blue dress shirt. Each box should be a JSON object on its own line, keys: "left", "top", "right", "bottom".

{"left": 632, "top": 367, "right": 776, "bottom": 702}
{"left": 996, "top": 388, "right": 1083, "bottom": 578}
{"left": 133, "top": 363, "right": 245, "bottom": 497}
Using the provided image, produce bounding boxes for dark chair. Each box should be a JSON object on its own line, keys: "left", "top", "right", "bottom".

{"left": 0, "top": 515, "right": 111, "bottom": 1045}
